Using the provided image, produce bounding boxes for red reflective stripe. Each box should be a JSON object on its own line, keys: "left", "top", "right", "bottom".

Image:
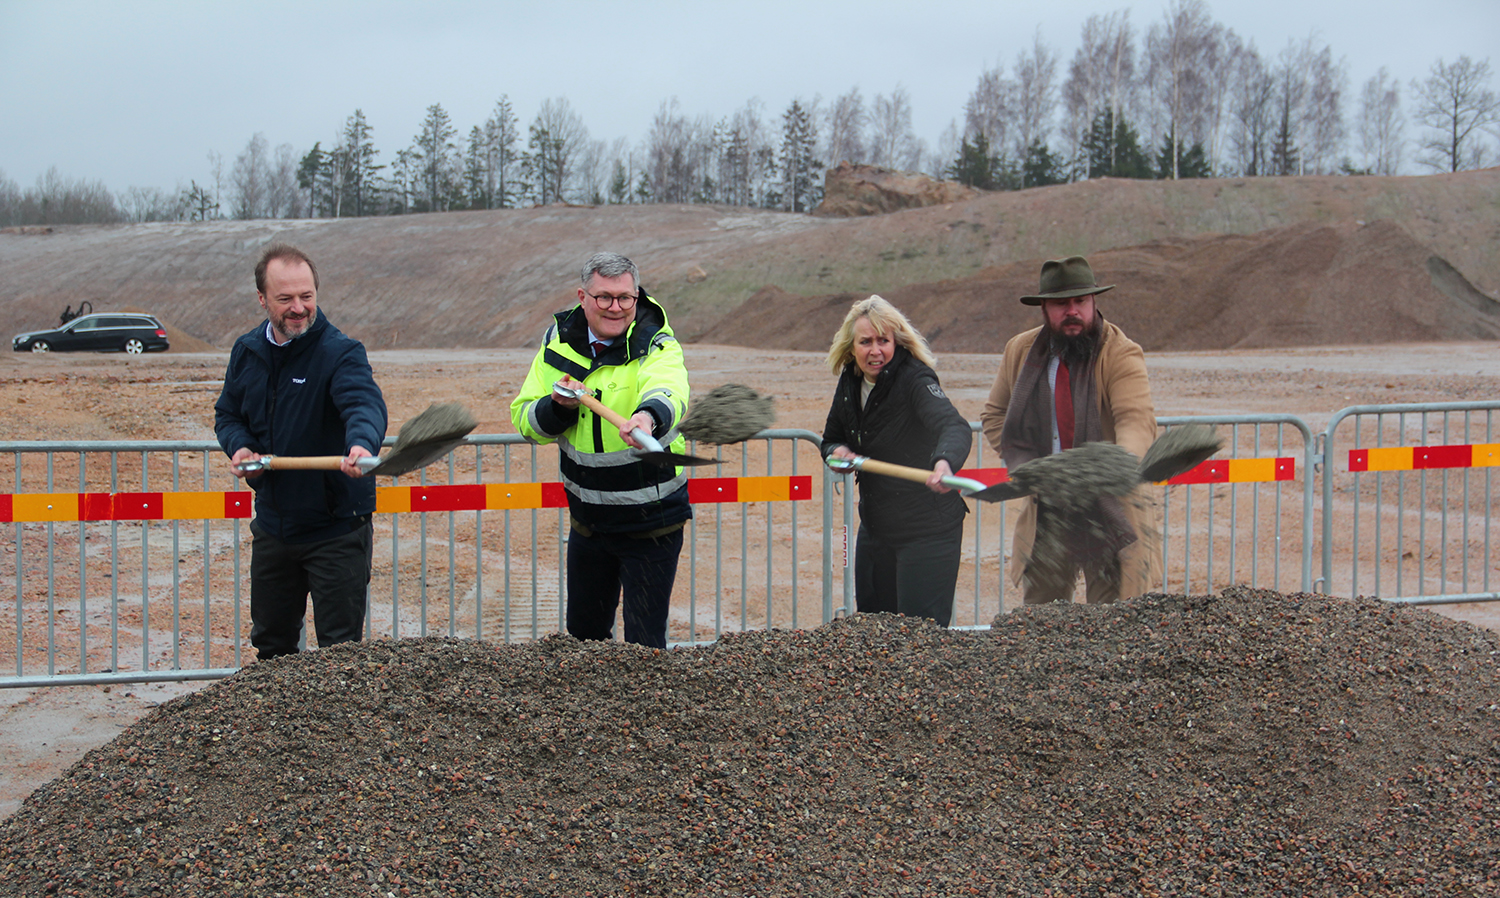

{"left": 688, "top": 478, "right": 740, "bottom": 504}
{"left": 0, "top": 494, "right": 10, "bottom": 523}
{"left": 81, "top": 493, "right": 114, "bottom": 521}
{"left": 411, "top": 484, "right": 488, "bottom": 513}
{"left": 1273, "top": 457, "right": 1296, "bottom": 481}
{"left": 1348, "top": 449, "right": 1369, "bottom": 473}
{"left": 956, "top": 467, "right": 1009, "bottom": 486}
{"left": 1168, "top": 460, "right": 1229, "bottom": 485}
{"left": 540, "top": 482, "right": 569, "bottom": 508}
{"left": 225, "top": 491, "right": 252, "bottom": 518}
{"left": 788, "top": 475, "right": 811, "bottom": 500}
{"left": 1414, "top": 445, "right": 1471, "bottom": 469}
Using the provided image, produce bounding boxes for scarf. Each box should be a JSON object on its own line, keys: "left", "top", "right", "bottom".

{"left": 999, "top": 324, "right": 1135, "bottom": 564}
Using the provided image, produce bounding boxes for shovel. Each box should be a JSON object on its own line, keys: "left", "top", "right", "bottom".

{"left": 963, "top": 424, "right": 1225, "bottom": 504}
{"left": 825, "top": 454, "right": 1006, "bottom": 499}
{"left": 234, "top": 401, "right": 478, "bottom": 478}
{"left": 551, "top": 383, "right": 717, "bottom": 468}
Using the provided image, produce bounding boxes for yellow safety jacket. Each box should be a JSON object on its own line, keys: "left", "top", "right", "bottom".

{"left": 511, "top": 291, "right": 692, "bottom": 535}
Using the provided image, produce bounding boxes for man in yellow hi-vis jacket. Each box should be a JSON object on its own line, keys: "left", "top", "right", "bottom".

{"left": 511, "top": 252, "right": 691, "bottom": 648}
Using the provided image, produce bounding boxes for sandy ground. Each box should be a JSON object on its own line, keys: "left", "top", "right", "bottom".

{"left": 1, "top": 341, "right": 1497, "bottom": 819}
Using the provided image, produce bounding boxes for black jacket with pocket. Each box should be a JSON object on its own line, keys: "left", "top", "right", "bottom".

{"left": 821, "top": 347, "right": 971, "bottom": 542}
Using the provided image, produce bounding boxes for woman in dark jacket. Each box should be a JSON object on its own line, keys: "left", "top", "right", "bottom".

{"left": 821, "top": 295, "right": 972, "bottom": 626}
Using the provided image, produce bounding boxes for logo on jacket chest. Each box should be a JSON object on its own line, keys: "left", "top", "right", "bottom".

{"left": 292, "top": 377, "right": 306, "bottom": 385}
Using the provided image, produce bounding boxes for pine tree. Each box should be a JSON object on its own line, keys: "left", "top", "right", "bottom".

{"left": 1084, "top": 109, "right": 1153, "bottom": 179}
{"left": 779, "top": 99, "right": 822, "bottom": 213}
{"left": 1021, "top": 140, "right": 1068, "bottom": 187}
{"left": 947, "top": 133, "right": 1001, "bottom": 189}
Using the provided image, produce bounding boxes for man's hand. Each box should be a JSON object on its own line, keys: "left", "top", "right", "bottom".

{"left": 229, "top": 447, "right": 261, "bottom": 480}
{"left": 619, "top": 411, "right": 656, "bottom": 450}
{"left": 341, "top": 445, "right": 374, "bottom": 478}
{"left": 552, "top": 377, "right": 587, "bottom": 409}
{"left": 927, "top": 459, "right": 955, "bottom": 494}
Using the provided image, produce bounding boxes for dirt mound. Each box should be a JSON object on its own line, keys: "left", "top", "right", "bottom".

{"left": 0, "top": 170, "right": 1496, "bottom": 353}
{"left": 703, "top": 218, "right": 1500, "bottom": 352}
{"left": 1, "top": 588, "right": 1496, "bottom": 895}
{"left": 815, "top": 161, "right": 980, "bottom": 217}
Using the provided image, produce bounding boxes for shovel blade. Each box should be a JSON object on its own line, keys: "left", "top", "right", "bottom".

{"left": 367, "top": 437, "right": 471, "bottom": 478}
{"left": 963, "top": 481, "right": 1032, "bottom": 503}
{"left": 635, "top": 450, "right": 719, "bottom": 468}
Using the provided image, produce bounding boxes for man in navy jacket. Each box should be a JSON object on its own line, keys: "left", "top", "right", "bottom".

{"left": 215, "top": 244, "right": 388, "bottom": 660}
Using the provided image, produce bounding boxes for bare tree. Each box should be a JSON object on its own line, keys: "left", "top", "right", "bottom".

{"left": 646, "top": 98, "right": 695, "bottom": 203}
{"left": 719, "top": 99, "right": 775, "bottom": 207}
{"left": 1144, "top": 0, "right": 1224, "bottom": 179}
{"left": 1299, "top": 42, "right": 1348, "bottom": 174}
{"left": 1412, "top": 55, "right": 1499, "bottom": 172}
{"left": 230, "top": 133, "right": 271, "bottom": 218}
{"left": 13, "top": 167, "right": 120, "bottom": 224}
{"left": 530, "top": 97, "right": 588, "bottom": 203}
{"left": 825, "top": 87, "right": 868, "bottom": 166}
{"left": 1356, "top": 68, "right": 1405, "bottom": 175}
{"left": 1013, "top": 32, "right": 1060, "bottom": 158}
{"left": 869, "top": 85, "right": 918, "bottom": 168}
{"left": 117, "top": 185, "right": 186, "bottom": 223}
{"left": 265, "top": 143, "right": 300, "bottom": 219}
{"left": 1226, "top": 42, "right": 1275, "bottom": 175}
{"left": 1063, "top": 11, "right": 1137, "bottom": 178}
{"left": 0, "top": 169, "right": 20, "bottom": 225}
{"left": 965, "top": 66, "right": 1015, "bottom": 158}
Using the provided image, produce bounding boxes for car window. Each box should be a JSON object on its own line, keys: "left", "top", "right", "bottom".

{"left": 70, "top": 317, "right": 100, "bottom": 331}
{"left": 104, "top": 317, "right": 138, "bottom": 327}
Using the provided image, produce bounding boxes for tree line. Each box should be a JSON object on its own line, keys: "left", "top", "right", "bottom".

{"left": 2, "top": 0, "right": 1497, "bottom": 227}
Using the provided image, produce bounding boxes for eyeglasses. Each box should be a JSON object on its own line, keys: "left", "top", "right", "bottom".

{"left": 585, "top": 291, "right": 637, "bottom": 310}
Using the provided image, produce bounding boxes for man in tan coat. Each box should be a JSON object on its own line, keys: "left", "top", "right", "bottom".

{"left": 981, "top": 256, "right": 1159, "bottom": 604}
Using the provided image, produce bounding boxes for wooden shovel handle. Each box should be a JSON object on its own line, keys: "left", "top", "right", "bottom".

{"left": 571, "top": 390, "right": 666, "bottom": 453}
{"left": 853, "top": 457, "right": 935, "bottom": 484}
{"left": 237, "top": 455, "right": 380, "bottom": 473}
{"left": 265, "top": 455, "right": 345, "bottom": 471}
{"left": 840, "top": 456, "right": 989, "bottom": 494}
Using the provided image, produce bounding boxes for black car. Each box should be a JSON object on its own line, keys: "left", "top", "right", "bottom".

{"left": 12, "top": 313, "right": 170, "bottom": 354}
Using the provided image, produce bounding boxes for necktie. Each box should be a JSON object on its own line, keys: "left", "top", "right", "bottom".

{"left": 591, "top": 341, "right": 607, "bottom": 358}
{"left": 1055, "top": 359, "right": 1074, "bottom": 451}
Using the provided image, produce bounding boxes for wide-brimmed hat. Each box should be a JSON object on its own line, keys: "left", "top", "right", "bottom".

{"left": 1019, "top": 256, "right": 1116, "bottom": 305}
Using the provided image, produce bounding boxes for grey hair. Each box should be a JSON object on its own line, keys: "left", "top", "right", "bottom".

{"left": 580, "top": 252, "right": 639, "bottom": 291}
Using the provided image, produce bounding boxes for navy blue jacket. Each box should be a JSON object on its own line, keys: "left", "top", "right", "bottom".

{"left": 214, "top": 309, "right": 387, "bottom": 544}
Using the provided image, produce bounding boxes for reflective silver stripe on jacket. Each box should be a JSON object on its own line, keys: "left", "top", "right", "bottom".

{"left": 558, "top": 442, "right": 689, "bottom": 505}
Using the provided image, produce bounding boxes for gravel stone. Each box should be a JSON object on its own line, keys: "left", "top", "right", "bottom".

{"left": 1, "top": 586, "right": 1497, "bottom": 896}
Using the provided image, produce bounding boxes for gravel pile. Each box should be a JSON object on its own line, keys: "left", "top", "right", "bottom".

{"left": 2, "top": 585, "right": 1497, "bottom": 897}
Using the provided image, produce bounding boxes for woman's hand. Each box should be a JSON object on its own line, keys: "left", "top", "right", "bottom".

{"left": 927, "top": 459, "right": 954, "bottom": 493}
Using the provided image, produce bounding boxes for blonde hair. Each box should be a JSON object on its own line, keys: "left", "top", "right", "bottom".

{"left": 825, "top": 295, "right": 937, "bottom": 375}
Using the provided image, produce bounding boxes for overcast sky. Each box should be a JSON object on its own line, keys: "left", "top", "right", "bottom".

{"left": 2, "top": 0, "right": 1497, "bottom": 192}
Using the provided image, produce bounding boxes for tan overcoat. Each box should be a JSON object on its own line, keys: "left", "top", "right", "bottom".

{"left": 980, "top": 319, "right": 1160, "bottom": 600}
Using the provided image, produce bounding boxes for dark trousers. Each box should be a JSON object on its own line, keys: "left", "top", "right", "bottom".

{"left": 566, "top": 526, "right": 684, "bottom": 649}
{"left": 249, "top": 518, "right": 373, "bottom": 660}
{"left": 853, "top": 523, "right": 963, "bottom": 627}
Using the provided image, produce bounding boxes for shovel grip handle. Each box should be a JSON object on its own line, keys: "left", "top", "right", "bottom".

{"left": 841, "top": 456, "right": 988, "bottom": 494}
{"left": 852, "top": 457, "right": 935, "bottom": 484}
{"left": 572, "top": 390, "right": 666, "bottom": 454}
{"left": 238, "top": 455, "right": 381, "bottom": 473}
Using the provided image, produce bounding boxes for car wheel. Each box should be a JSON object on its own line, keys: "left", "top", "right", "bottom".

{"left": 30, "top": 341, "right": 49, "bottom": 353}
{"left": 124, "top": 338, "right": 145, "bottom": 354}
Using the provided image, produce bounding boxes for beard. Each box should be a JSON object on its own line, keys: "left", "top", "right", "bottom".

{"left": 1041, "top": 313, "right": 1102, "bottom": 368}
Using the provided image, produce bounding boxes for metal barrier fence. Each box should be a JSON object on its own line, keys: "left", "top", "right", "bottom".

{"left": 1319, "top": 401, "right": 1500, "bottom": 605}
{"left": 3, "top": 402, "right": 1496, "bottom": 687}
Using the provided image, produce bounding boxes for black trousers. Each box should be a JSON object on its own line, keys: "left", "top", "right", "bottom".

{"left": 853, "top": 522, "right": 963, "bottom": 627}
{"left": 249, "top": 517, "right": 373, "bottom": 660}
{"left": 566, "top": 526, "right": 684, "bottom": 649}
